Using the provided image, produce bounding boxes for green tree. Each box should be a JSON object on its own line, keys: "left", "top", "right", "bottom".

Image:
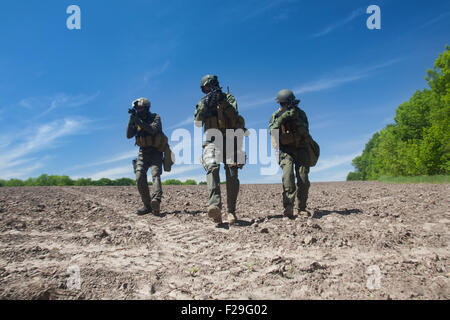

{"left": 6, "top": 179, "right": 25, "bottom": 187}
{"left": 74, "top": 178, "right": 93, "bottom": 186}
{"left": 348, "top": 46, "right": 450, "bottom": 180}
{"left": 95, "top": 178, "right": 113, "bottom": 186}
{"left": 162, "top": 179, "right": 183, "bottom": 185}
{"left": 113, "top": 178, "right": 136, "bottom": 186}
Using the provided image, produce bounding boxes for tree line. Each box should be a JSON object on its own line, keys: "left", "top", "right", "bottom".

{"left": 347, "top": 46, "right": 449, "bottom": 180}
{"left": 0, "top": 174, "right": 206, "bottom": 187}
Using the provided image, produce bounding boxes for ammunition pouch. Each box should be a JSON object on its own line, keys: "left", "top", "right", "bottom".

{"left": 204, "top": 101, "right": 244, "bottom": 131}
{"left": 136, "top": 132, "right": 168, "bottom": 152}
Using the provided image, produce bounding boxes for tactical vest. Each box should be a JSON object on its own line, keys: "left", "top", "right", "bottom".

{"left": 204, "top": 94, "right": 245, "bottom": 131}
{"left": 135, "top": 125, "right": 168, "bottom": 152}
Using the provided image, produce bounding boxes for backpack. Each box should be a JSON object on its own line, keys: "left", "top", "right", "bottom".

{"left": 306, "top": 136, "right": 320, "bottom": 167}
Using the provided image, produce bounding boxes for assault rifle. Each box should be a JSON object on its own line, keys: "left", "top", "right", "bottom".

{"left": 203, "top": 86, "right": 224, "bottom": 111}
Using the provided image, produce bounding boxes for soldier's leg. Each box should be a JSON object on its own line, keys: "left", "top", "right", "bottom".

{"left": 224, "top": 164, "right": 239, "bottom": 213}
{"left": 149, "top": 151, "right": 163, "bottom": 202}
{"left": 280, "top": 153, "right": 296, "bottom": 217}
{"left": 206, "top": 163, "right": 221, "bottom": 208}
{"left": 135, "top": 151, "right": 152, "bottom": 214}
{"left": 202, "top": 142, "right": 222, "bottom": 223}
{"left": 150, "top": 151, "right": 162, "bottom": 215}
{"left": 295, "top": 163, "right": 310, "bottom": 212}
{"left": 224, "top": 164, "right": 239, "bottom": 223}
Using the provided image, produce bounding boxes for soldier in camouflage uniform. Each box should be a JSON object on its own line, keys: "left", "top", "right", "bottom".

{"left": 269, "top": 89, "right": 311, "bottom": 218}
{"left": 194, "top": 75, "right": 246, "bottom": 225}
{"left": 126, "top": 98, "right": 163, "bottom": 216}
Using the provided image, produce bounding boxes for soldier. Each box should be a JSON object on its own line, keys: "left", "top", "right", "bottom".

{"left": 194, "top": 75, "right": 246, "bottom": 225}
{"left": 269, "top": 89, "right": 312, "bottom": 219}
{"left": 126, "top": 97, "right": 165, "bottom": 216}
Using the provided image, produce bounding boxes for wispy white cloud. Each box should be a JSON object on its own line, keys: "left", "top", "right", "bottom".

{"left": 241, "top": 0, "right": 289, "bottom": 21}
{"left": 166, "top": 116, "right": 194, "bottom": 130}
{"left": 69, "top": 149, "right": 137, "bottom": 171}
{"left": 18, "top": 92, "right": 99, "bottom": 118}
{"left": 0, "top": 162, "right": 44, "bottom": 180}
{"left": 293, "top": 73, "right": 367, "bottom": 95}
{"left": 294, "top": 59, "right": 401, "bottom": 95}
{"left": 143, "top": 61, "right": 171, "bottom": 83}
{"left": 311, "top": 152, "right": 359, "bottom": 173}
{"left": 0, "top": 118, "right": 87, "bottom": 164}
{"left": 0, "top": 118, "right": 89, "bottom": 179}
{"left": 240, "top": 97, "right": 275, "bottom": 110}
{"left": 131, "top": 60, "right": 171, "bottom": 93}
{"left": 240, "top": 58, "right": 402, "bottom": 110}
{"left": 311, "top": 8, "right": 364, "bottom": 38}
{"left": 417, "top": 11, "right": 450, "bottom": 30}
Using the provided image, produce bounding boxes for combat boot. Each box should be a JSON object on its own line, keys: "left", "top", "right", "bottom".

{"left": 283, "top": 205, "right": 295, "bottom": 219}
{"left": 208, "top": 205, "right": 222, "bottom": 224}
{"left": 151, "top": 199, "right": 161, "bottom": 216}
{"left": 136, "top": 205, "right": 152, "bottom": 216}
{"left": 298, "top": 209, "right": 312, "bottom": 218}
{"left": 227, "top": 212, "right": 237, "bottom": 225}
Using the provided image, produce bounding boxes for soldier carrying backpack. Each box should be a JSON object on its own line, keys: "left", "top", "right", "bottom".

{"left": 269, "top": 89, "right": 320, "bottom": 219}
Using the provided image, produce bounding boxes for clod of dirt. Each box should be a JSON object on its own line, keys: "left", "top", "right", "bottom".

{"left": 97, "top": 229, "right": 109, "bottom": 238}
{"left": 301, "top": 262, "right": 327, "bottom": 273}
{"left": 303, "top": 235, "right": 317, "bottom": 245}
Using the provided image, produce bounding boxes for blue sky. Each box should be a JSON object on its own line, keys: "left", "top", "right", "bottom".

{"left": 0, "top": 0, "right": 449, "bottom": 183}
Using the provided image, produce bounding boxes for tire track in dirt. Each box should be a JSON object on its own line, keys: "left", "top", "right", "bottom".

{"left": 59, "top": 187, "right": 231, "bottom": 298}
{"left": 2, "top": 182, "right": 449, "bottom": 299}
{"left": 59, "top": 187, "right": 293, "bottom": 299}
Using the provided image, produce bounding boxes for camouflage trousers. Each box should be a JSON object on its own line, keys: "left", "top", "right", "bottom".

{"left": 134, "top": 147, "right": 163, "bottom": 207}
{"left": 279, "top": 146, "right": 310, "bottom": 211}
{"left": 202, "top": 141, "right": 240, "bottom": 213}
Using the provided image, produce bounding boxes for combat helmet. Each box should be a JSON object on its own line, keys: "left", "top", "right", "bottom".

{"left": 133, "top": 97, "right": 151, "bottom": 111}
{"left": 276, "top": 89, "right": 295, "bottom": 103}
{"left": 200, "top": 75, "right": 219, "bottom": 93}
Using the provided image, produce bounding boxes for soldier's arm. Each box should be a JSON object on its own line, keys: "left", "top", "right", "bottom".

{"left": 269, "top": 114, "right": 280, "bottom": 150}
{"left": 297, "top": 109, "right": 310, "bottom": 137}
{"left": 268, "top": 114, "right": 276, "bottom": 131}
{"left": 225, "top": 93, "right": 238, "bottom": 111}
{"left": 126, "top": 116, "right": 137, "bottom": 139}
{"left": 221, "top": 93, "right": 239, "bottom": 118}
{"left": 269, "top": 108, "right": 285, "bottom": 130}
{"left": 194, "top": 100, "right": 208, "bottom": 123}
{"left": 136, "top": 114, "right": 162, "bottom": 135}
